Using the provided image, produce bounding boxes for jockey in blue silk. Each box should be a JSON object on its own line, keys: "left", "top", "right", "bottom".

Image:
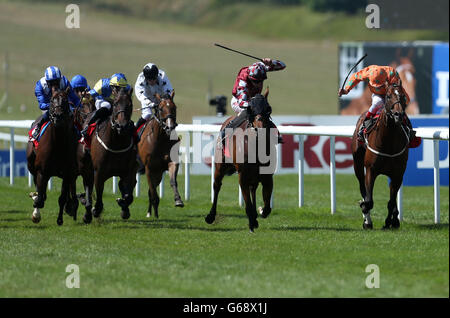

{"left": 80, "top": 73, "right": 131, "bottom": 137}
{"left": 70, "top": 74, "right": 91, "bottom": 99}
{"left": 32, "top": 66, "right": 80, "bottom": 138}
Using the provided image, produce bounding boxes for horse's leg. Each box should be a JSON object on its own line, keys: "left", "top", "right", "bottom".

{"left": 57, "top": 178, "right": 70, "bottom": 226}
{"left": 93, "top": 172, "right": 105, "bottom": 218}
{"left": 352, "top": 148, "right": 367, "bottom": 200}
{"left": 117, "top": 174, "right": 136, "bottom": 220}
{"left": 258, "top": 174, "right": 273, "bottom": 219}
{"left": 205, "top": 163, "right": 226, "bottom": 225}
{"left": 69, "top": 178, "right": 79, "bottom": 221}
{"left": 146, "top": 168, "right": 162, "bottom": 218}
{"left": 384, "top": 177, "right": 402, "bottom": 229}
{"left": 82, "top": 172, "right": 94, "bottom": 224}
{"left": 361, "top": 168, "right": 376, "bottom": 230}
{"left": 168, "top": 161, "right": 184, "bottom": 207}
{"left": 31, "top": 172, "right": 49, "bottom": 223}
{"left": 240, "top": 173, "right": 258, "bottom": 232}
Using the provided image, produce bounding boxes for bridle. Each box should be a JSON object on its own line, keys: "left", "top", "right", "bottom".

{"left": 49, "top": 92, "right": 70, "bottom": 124}
{"left": 365, "top": 84, "right": 409, "bottom": 158}
{"left": 153, "top": 97, "right": 177, "bottom": 135}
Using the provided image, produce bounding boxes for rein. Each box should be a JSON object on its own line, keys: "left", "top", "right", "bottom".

{"left": 95, "top": 130, "right": 134, "bottom": 153}
{"left": 365, "top": 108, "right": 410, "bottom": 158}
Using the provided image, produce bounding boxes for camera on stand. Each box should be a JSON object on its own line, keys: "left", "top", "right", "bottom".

{"left": 209, "top": 95, "right": 227, "bottom": 117}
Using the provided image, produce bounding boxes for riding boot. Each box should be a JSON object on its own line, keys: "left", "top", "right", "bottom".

{"left": 135, "top": 116, "right": 146, "bottom": 129}
{"left": 358, "top": 112, "right": 374, "bottom": 142}
{"left": 135, "top": 117, "right": 147, "bottom": 142}
{"left": 32, "top": 110, "right": 50, "bottom": 139}
{"left": 404, "top": 115, "right": 416, "bottom": 141}
{"left": 227, "top": 109, "right": 248, "bottom": 130}
{"left": 81, "top": 107, "right": 110, "bottom": 138}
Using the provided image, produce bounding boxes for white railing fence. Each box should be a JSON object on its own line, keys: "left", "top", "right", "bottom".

{"left": 1, "top": 120, "right": 448, "bottom": 223}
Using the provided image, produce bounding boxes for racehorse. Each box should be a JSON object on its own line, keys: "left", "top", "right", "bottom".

{"left": 27, "top": 87, "right": 79, "bottom": 225}
{"left": 73, "top": 91, "right": 95, "bottom": 223}
{"left": 137, "top": 91, "right": 184, "bottom": 218}
{"left": 352, "top": 82, "right": 410, "bottom": 229}
{"left": 205, "top": 89, "right": 276, "bottom": 232}
{"left": 88, "top": 88, "right": 137, "bottom": 220}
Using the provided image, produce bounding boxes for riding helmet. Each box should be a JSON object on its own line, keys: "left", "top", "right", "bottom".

{"left": 45, "top": 66, "right": 62, "bottom": 81}
{"left": 143, "top": 64, "right": 159, "bottom": 81}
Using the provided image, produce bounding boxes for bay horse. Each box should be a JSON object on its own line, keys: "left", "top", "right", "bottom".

{"left": 137, "top": 91, "right": 184, "bottom": 218}
{"left": 73, "top": 91, "right": 95, "bottom": 223}
{"left": 205, "top": 89, "right": 276, "bottom": 232}
{"left": 27, "top": 87, "right": 79, "bottom": 225}
{"left": 352, "top": 82, "right": 410, "bottom": 229}
{"left": 88, "top": 88, "right": 138, "bottom": 221}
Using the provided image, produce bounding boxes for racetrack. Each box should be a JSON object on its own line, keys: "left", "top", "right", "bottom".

{"left": 0, "top": 174, "right": 448, "bottom": 297}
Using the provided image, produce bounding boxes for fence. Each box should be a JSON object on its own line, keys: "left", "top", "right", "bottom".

{"left": 1, "top": 120, "right": 448, "bottom": 223}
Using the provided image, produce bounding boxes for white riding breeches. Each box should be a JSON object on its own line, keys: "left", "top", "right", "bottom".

{"left": 95, "top": 99, "right": 111, "bottom": 110}
{"left": 368, "top": 94, "right": 385, "bottom": 115}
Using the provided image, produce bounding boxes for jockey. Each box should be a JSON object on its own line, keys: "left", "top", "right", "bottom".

{"left": 32, "top": 66, "right": 80, "bottom": 139}
{"left": 80, "top": 73, "right": 131, "bottom": 138}
{"left": 134, "top": 63, "right": 174, "bottom": 129}
{"left": 70, "top": 74, "right": 91, "bottom": 99}
{"left": 228, "top": 58, "right": 286, "bottom": 143}
{"left": 338, "top": 65, "right": 415, "bottom": 141}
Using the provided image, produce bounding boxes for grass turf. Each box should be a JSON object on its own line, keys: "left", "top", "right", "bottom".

{"left": 0, "top": 174, "right": 447, "bottom": 297}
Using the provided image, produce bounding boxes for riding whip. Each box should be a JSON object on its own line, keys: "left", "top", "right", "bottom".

{"left": 340, "top": 53, "right": 368, "bottom": 92}
{"left": 214, "top": 43, "right": 263, "bottom": 62}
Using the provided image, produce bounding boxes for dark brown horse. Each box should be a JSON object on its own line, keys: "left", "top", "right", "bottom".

{"left": 27, "top": 87, "right": 79, "bottom": 225}
{"left": 88, "top": 88, "right": 138, "bottom": 221}
{"left": 73, "top": 91, "right": 96, "bottom": 223}
{"left": 137, "top": 92, "right": 184, "bottom": 218}
{"left": 352, "top": 82, "right": 410, "bottom": 229}
{"left": 205, "top": 89, "right": 276, "bottom": 232}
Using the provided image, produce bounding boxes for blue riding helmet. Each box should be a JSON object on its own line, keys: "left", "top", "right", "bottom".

{"left": 109, "top": 73, "right": 128, "bottom": 87}
{"left": 45, "top": 66, "right": 62, "bottom": 82}
{"left": 71, "top": 74, "right": 90, "bottom": 90}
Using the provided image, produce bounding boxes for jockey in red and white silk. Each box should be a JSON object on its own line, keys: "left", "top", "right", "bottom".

{"left": 231, "top": 59, "right": 286, "bottom": 113}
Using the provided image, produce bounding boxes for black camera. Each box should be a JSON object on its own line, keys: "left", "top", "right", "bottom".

{"left": 209, "top": 95, "right": 227, "bottom": 117}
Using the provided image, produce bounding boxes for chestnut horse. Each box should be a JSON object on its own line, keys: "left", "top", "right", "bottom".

{"left": 205, "top": 89, "right": 276, "bottom": 232}
{"left": 73, "top": 91, "right": 96, "bottom": 223}
{"left": 352, "top": 82, "right": 410, "bottom": 229}
{"left": 27, "top": 87, "right": 79, "bottom": 225}
{"left": 137, "top": 92, "right": 184, "bottom": 218}
{"left": 88, "top": 88, "right": 138, "bottom": 221}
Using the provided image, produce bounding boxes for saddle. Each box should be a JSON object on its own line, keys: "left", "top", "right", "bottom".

{"left": 360, "top": 115, "right": 421, "bottom": 148}
{"left": 28, "top": 121, "right": 50, "bottom": 149}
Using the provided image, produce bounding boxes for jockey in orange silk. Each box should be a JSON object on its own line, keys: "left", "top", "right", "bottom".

{"left": 339, "top": 65, "right": 412, "bottom": 141}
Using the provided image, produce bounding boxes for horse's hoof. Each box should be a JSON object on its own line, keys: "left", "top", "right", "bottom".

{"left": 175, "top": 199, "right": 184, "bottom": 207}
{"left": 205, "top": 214, "right": 215, "bottom": 224}
{"left": 83, "top": 213, "right": 92, "bottom": 224}
{"left": 31, "top": 214, "right": 41, "bottom": 224}
{"left": 93, "top": 207, "right": 102, "bottom": 218}
{"left": 363, "top": 222, "right": 373, "bottom": 230}
{"left": 121, "top": 208, "right": 130, "bottom": 220}
{"left": 146, "top": 212, "right": 151, "bottom": 218}
{"left": 57, "top": 218, "right": 63, "bottom": 226}
{"left": 391, "top": 217, "right": 400, "bottom": 229}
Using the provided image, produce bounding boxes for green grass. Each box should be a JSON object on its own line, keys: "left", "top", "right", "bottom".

{"left": 0, "top": 174, "right": 448, "bottom": 297}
